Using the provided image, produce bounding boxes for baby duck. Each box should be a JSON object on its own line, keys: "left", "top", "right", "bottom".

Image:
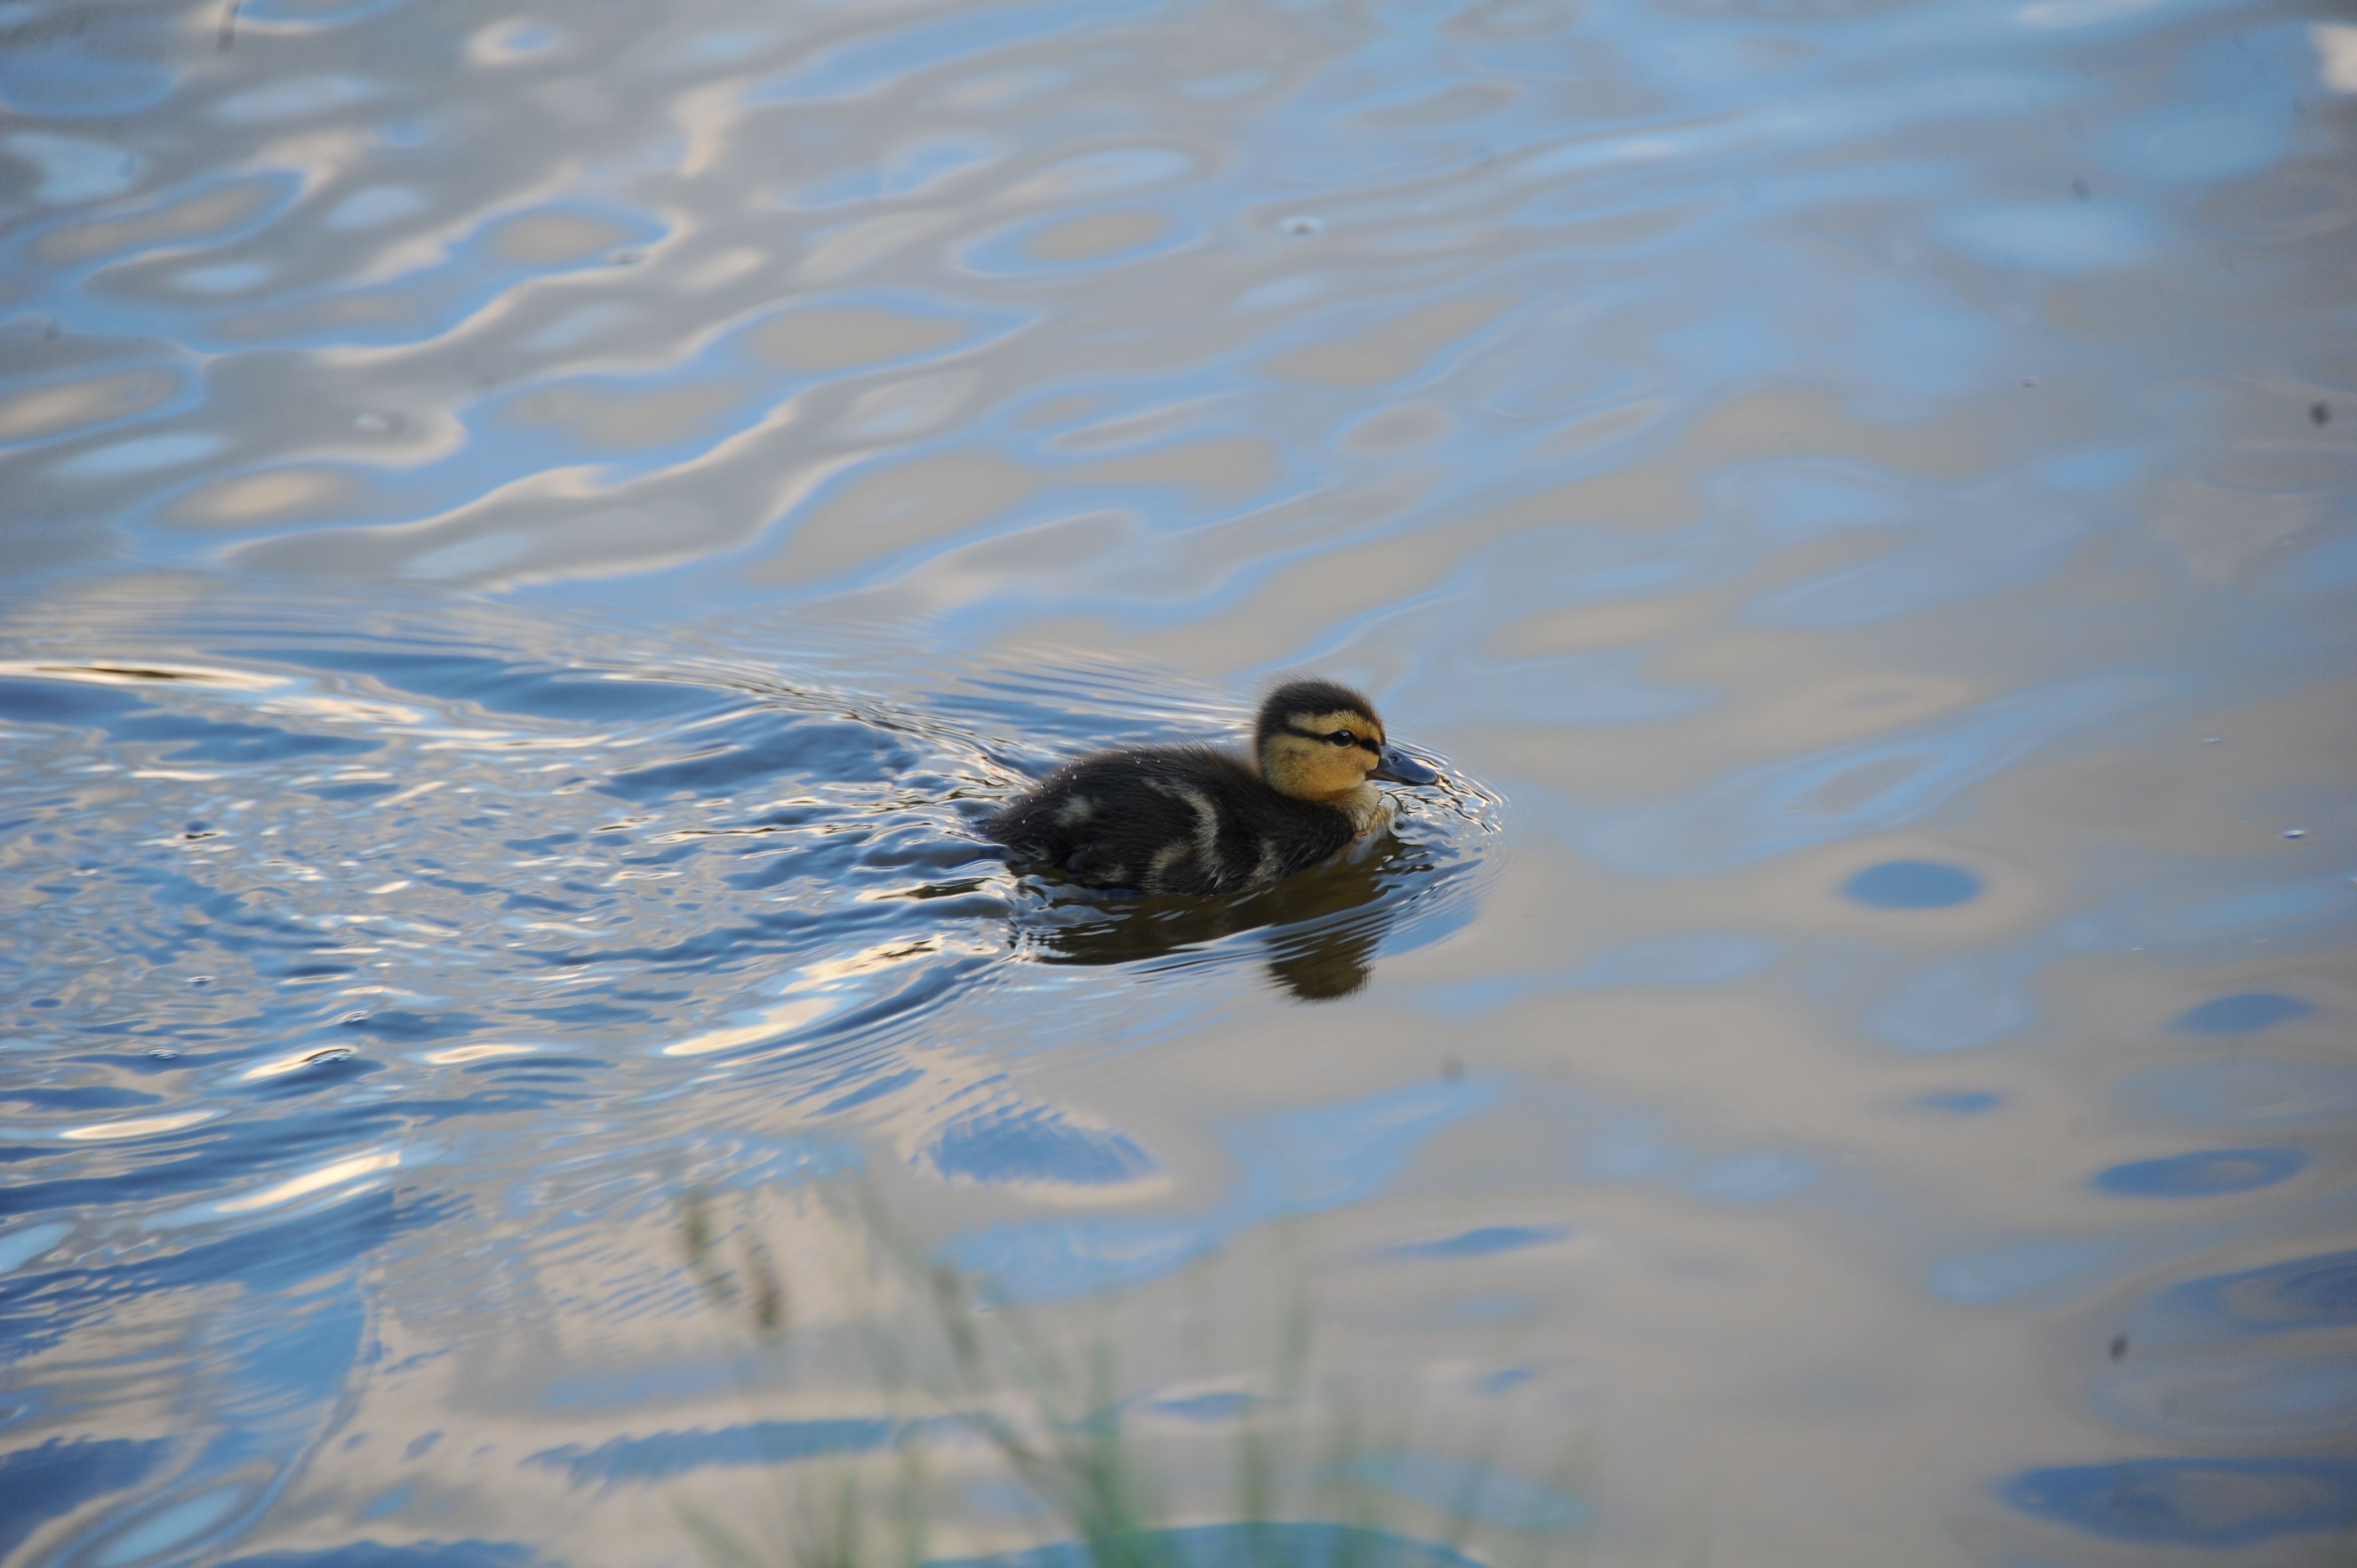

{"left": 987, "top": 678, "right": 1440, "bottom": 895}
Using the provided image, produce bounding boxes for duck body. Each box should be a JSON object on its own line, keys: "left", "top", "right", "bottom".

{"left": 987, "top": 745, "right": 1362, "bottom": 895}
{"left": 986, "top": 678, "right": 1439, "bottom": 896}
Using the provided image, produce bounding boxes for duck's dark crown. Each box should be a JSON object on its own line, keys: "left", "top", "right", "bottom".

{"left": 1254, "top": 678, "right": 1377, "bottom": 750}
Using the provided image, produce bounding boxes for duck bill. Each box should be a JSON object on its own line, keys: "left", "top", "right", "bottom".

{"left": 1369, "top": 744, "right": 1440, "bottom": 786}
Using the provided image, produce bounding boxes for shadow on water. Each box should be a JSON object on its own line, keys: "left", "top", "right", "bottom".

{"left": 1008, "top": 838, "right": 1443, "bottom": 1003}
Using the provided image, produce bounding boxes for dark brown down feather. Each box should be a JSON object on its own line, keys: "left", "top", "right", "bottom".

{"left": 986, "top": 745, "right": 1357, "bottom": 895}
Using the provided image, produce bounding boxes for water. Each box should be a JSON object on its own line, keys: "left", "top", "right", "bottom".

{"left": 2, "top": 0, "right": 2353, "bottom": 1562}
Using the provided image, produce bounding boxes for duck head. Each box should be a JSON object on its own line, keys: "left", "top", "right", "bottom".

{"left": 1255, "top": 678, "right": 1441, "bottom": 802}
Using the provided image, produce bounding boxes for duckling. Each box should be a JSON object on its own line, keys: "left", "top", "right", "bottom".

{"left": 987, "top": 678, "right": 1440, "bottom": 895}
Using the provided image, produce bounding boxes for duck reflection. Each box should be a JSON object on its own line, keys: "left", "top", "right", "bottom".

{"left": 1012, "top": 833, "right": 1426, "bottom": 1001}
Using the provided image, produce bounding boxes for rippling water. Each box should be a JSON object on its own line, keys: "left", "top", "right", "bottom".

{"left": 4, "top": 0, "right": 2355, "bottom": 1562}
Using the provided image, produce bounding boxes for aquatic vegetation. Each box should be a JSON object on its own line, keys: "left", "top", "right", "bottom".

{"left": 671, "top": 1192, "right": 1589, "bottom": 1568}
{"left": 1, "top": 0, "right": 2348, "bottom": 1556}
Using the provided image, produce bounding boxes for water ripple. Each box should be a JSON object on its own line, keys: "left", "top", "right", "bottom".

{"left": 3, "top": 0, "right": 2352, "bottom": 1556}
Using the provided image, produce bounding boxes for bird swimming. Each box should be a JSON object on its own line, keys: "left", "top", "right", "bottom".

{"left": 986, "top": 678, "right": 1441, "bottom": 896}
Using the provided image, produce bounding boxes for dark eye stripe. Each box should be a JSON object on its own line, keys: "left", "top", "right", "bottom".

{"left": 1283, "top": 723, "right": 1380, "bottom": 756}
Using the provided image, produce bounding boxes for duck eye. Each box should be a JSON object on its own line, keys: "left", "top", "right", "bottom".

{"left": 1329, "top": 729, "right": 1356, "bottom": 747}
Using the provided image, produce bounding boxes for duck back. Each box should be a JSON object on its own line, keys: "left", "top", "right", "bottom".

{"left": 987, "top": 745, "right": 1357, "bottom": 895}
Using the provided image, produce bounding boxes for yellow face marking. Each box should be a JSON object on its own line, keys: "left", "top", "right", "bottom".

{"left": 1261, "top": 706, "right": 1386, "bottom": 802}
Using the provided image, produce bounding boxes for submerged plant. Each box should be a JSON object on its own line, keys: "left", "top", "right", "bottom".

{"left": 671, "top": 1188, "right": 1590, "bottom": 1568}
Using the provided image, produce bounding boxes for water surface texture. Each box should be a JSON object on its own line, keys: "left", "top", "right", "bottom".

{"left": 3, "top": 0, "right": 2355, "bottom": 1564}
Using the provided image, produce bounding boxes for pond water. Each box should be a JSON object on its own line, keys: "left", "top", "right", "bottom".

{"left": 3, "top": 0, "right": 2354, "bottom": 1564}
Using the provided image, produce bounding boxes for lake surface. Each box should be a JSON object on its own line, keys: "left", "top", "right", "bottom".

{"left": 3, "top": 0, "right": 2354, "bottom": 1564}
